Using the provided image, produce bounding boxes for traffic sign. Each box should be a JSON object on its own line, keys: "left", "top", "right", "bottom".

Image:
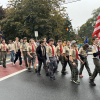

{"left": 35, "top": 31, "right": 38, "bottom": 37}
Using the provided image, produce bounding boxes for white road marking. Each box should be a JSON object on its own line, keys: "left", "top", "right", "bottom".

{"left": 0, "top": 69, "right": 27, "bottom": 81}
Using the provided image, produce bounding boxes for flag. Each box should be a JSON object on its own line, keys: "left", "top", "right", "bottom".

{"left": 92, "top": 12, "right": 100, "bottom": 39}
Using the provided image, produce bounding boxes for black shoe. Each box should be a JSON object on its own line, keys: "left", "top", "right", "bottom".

{"left": 28, "top": 68, "right": 31, "bottom": 72}
{"left": 89, "top": 79, "right": 96, "bottom": 86}
{"left": 53, "top": 76, "right": 56, "bottom": 80}
{"left": 62, "top": 72, "right": 66, "bottom": 75}
{"left": 3, "top": 65, "right": 6, "bottom": 68}
{"left": 46, "top": 73, "right": 49, "bottom": 76}
{"left": 37, "top": 72, "right": 41, "bottom": 75}
{"left": 35, "top": 69, "right": 37, "bottom": 73}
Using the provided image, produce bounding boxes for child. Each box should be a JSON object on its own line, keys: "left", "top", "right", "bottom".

{"left": 78, "top": 43, "right": 92, "bottom": 78}
{"left": 69, "top": 40, "right": 84, "bottom": 85}
{"left": 27, "top": 39, "right": 37, "bottom": 72}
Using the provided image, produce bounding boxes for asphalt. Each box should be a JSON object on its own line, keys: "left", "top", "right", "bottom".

{"left": 0, "top": 55, "right": 100, "bottom": 100}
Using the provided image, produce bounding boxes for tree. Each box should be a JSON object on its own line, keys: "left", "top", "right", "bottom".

{"left": 0, "top": 6, "right": 5, "bottom": 20}
{"left": 78, "top": 7, "right": 100, "bottom": 44}
{"left": 0, "top": 0, "right": 68, "bottom": 41}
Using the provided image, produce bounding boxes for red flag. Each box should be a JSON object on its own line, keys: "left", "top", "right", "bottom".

{"left": 92, "top": 13, "right": 100, "bottom": 39}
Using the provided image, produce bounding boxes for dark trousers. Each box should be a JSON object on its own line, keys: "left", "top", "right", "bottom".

{"left": 49, "top": 57, "right": 58, "bottom": 78}
{"left": 69, "top": 60, "right": 78, "bottom": 81}
{"left": 38, "top": 57, "right": 48, "bottom": 74}
{"left": 91, "top": 58, "right": 100, "bottom": 81}
{"left": 1, "top": 51, "right": 7, "bottom": 66}
{"left": 57, "top": 55, "right": 63, "bottom": 69}
{"left": 14, "top": 49, "right": 22, "bottom": 65}
{"left": 79, "top": 58, "right": 91, "bottom": 76}
{"left": 62, "top": 56, "right": 72, "bottom": 73}
{"left": 23, "top": 51, "right": 28, "bottom": 67}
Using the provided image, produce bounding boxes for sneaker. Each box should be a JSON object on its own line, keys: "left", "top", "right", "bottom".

{"left": 28, "top": 68, "right": 31, "bottom": 72}
{"left": 53, "top": 76, "right": 56, "bottom": 80}
{"left": 79, "top": 75, "right": 83, "bottom": 78}
{"left": 73, "top": 80, "right": 80, "bottom": 85}
{"left": 13, "top": 63, "right": 15, "bottom": 65}
{"left": 70, "top": 79, "right": 74, "bottom": 82}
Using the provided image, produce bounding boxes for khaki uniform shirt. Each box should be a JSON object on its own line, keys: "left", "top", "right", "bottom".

{"left": 46, "top": 45, "right": 56, "bottom": 57}
{"left": 63, "top": 45, "right": 70, "bottom": 56}
{"left": 20, "top": 42, "right": 29, "bottom": 51}
{"left": 56, "top": 45, "right": 63, "bottom": 57}
{"left": 78, "top": 47, "right": 87, "bottom": 57}
{"left": 0, "top": 44, "right": 8, "bottom": 51}
{"left": 69, "top": 48, "right": 77, "bottom": 60}
{"left": 14, "top": 41, "right": 20, "bottom": 53}
{"left": 92, "top": 43, "right": 100, "bottom": 58}
{"left": 8, "top": 43, "right": 15, "bottom": 51}
{"left": 27, "top": 44, "right": 37, "bottom": 53}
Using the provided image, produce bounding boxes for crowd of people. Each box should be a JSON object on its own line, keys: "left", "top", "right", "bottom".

{"left": 0, "top": 36, "right": 100, "bottom": 86}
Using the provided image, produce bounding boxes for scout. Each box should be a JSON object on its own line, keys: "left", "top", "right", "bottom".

{"left": 69, "top": 40, "right": 84, "bottom": 85}
{"left": 62, "top": 41, "right": 72, "bottom": 75}
{"left": 14, "top": 37, "right": 22, "bottom": 66}
{"left": 78, "top": 43, "right": 92, "bottom": 78}
{"left": 20, "top": 37, "right": 29, "bottom": 68}
{"left": 46, "top": 38, "right": 58, "bottom": 80}
{"left": 0, "top": 39, "right": 9, "bottom": 68}
{"left": 8, "top": 40, "right": 15, "bottom": 64}
{"left": 56, "top": 40, "right": 63, "bottom": 72}
{"left": 89, "top": 36, "right": 100, "bottom": 86}
{"left": 27, "top": 39, "right": 37, "bottom": 72}
{"left": 36, "top": 40, "right": 49, "bottom": 76}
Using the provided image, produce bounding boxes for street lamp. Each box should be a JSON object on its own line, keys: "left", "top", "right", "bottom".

{"left": 66, "top": 28, "right": 70, "bottom": 40}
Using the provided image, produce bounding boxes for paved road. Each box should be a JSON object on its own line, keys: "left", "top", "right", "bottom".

{"left": 0, "top": 55, "right": 100, "bottom": 100}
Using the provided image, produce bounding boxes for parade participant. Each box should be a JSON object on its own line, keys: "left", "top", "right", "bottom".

{"left": 43, "top": 38, "right": 48, "bottom": 47}
{"left": 62, "top": 41, "right": 72, "bottom": 75}
{"left": 14, "top": 37, "right": 22, "bottom": 66}
{"left": 27, "top": 39, "right": 37, "bottom": 72}
{"left": 62, "top": 41, "right": 66, "bottom": 47}
{"left": 56, "top": 40, "right": 63, "bottom": 72}
{"left": 36, "top": 40, "right": 49, "bottom": 76}
{"left": 20, "top": 39, "right": 23, "bottom": 45}
{"left": 78, "top": 43, "right": 92, "bottom": 78}
{"left": 89, "top": 36, "right": 100, "bottom": 86}
{"left": 69, "top": 40, "right": 84, "bottom": 85}
{"left": 46, "top": 38, "right": 58, "bottom": 80}
{"left": 8, "top": 40, "right": 15, "bottom": 64}
{"left": 0, "top": 39, "right": 9, "bottom": 68}
{"left": 20, "top": 37, "right": 29, "bottom": 68}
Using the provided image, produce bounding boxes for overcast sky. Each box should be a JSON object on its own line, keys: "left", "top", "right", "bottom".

{"left": 0, "top": 0, "right": 100, "bottom": 29}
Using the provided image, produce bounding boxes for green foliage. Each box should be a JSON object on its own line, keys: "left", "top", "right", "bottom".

{"left": 0, "top": 0, "right": 75, "bottom": 42}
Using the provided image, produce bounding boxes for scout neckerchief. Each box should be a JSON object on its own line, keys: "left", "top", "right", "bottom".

{"left": 17, "top": 42, "right": 19, "bottom": 48}
{"left": 23, "top": 42, "right": 26, "bottom": 49}
{"left": 49, "top": 44, "right": 55, "bottom": 57}
{"left": 60, "top": 45, "right": 63, "bottom": 55}
{"left": 2, "top": 43, "right": 5, "bottom": 50}
{"left": 75, "top": 48, "right": 79, "bottom": 60}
